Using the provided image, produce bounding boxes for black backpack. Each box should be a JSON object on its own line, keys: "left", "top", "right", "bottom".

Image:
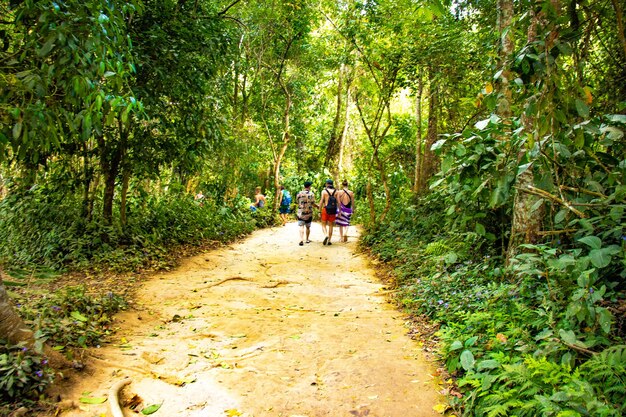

{"left": 325, "top": 189, "right": 338, "bottom": 215}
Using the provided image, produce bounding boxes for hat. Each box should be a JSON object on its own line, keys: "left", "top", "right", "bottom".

{"left": 304, "top": 181, "right": 312, "bottom": 188}
{"left": 325, "top": 179, "right": 334, "bottom": 185}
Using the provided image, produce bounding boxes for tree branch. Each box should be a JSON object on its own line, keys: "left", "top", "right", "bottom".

{"left": 517, "top": 184, "right": 586, "bottom": 218}
{"left": 218, "top": 0, "right": 242, "bottom": 16}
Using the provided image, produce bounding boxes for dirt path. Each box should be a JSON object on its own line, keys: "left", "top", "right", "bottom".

{"left": 52, "top": 223, "right": 443, "bottom": 417}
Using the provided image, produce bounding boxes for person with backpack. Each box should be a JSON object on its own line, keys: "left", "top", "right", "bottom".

{"left": 296, "top": 181, "right": 317, "bottom": 246}
{"left": 318, "top": 179, "right": 338, "bottom": 245}
{"left": 278, "top": 185, "right": 292, "bottom": 225}
{"left": 335, "top": 180, "right": 355, "bottom": 242}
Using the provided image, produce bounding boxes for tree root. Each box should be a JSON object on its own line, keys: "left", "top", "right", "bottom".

{"left": 204, "top": 276, "right": 252, "bottom": 288}
{"left": 261, "top": 280, "right": 291, "bottom": 288}
{"left": 109, "top": 378, "right": 131, "bottom": 417}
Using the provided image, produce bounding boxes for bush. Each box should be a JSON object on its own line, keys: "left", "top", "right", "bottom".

{"left": 0, "top": 340, "right": 54, "bottom": 402}
{"left": 17, "top": 285, "right": 127, "bottom": 351}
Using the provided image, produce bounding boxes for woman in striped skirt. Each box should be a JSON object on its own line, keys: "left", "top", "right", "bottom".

{"left": 336, "top": 180, "right": 354, "bottom": 243}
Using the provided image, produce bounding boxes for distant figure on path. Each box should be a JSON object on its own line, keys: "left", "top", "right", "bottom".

{"left": 296, "top": 181, "right": 317, "bottom": 246}
{"left": 319, "top": 179, "right": 337, "bottom": 245}
{"left": 336, "top": 180, "right": 354, "bottom": 243}
{"left": 253, "top": 187, "right": 266, "bottom": 209}
{"left": 278, "top": 185, "right": 291, "bottom": 225}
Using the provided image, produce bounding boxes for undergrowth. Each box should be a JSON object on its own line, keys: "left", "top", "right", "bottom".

{"left": 0, "top": 185, "right": 280, "bottom": 272}
{"left": 1, "top": 285, "right": 126, "bottom": 412}
{"left": 362, "top": 197, "right": 625, "bottom": 417}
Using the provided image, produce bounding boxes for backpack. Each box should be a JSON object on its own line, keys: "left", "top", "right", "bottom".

{"left": 325, "top": 189, "right": 337, "bottom": 215}
{"left": 281, "top": 190, "right": 292, "bottom": 207}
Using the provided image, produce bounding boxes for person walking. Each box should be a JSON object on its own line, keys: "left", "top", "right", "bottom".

{"left": 336, "top": 180, "right": 355, "bottom": 242}
{"left": 278, "top": 185, "right": 291, "bottom": 225}
{"left": 318, "top": 179, "right": 338, "bottom": 245}
{"left": 296, "top": 181, "right": 317, "bottom": 246}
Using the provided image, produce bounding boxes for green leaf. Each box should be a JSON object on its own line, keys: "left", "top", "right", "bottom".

{"left": 431, "top": 139, "right": 446, "bottom": 151}
{"left": 70, "top": 311, "right": 89, "bottom": 322}
{"left": 475, "top": 119, "right": 489, "bottom": 130}
{"left": 79, "top": 397, "right": 107, "bottom": 404}
{"left": 597, "top": 308, "right": 612, "bottom": 334}
{"left": 475, "top": 223, "right": 486, "bottom": 236}
{"left": 559, "top": 329, "right": 577, "bottom": 345}
{"left": 590, "top": 248, "right": 612, "bottom": 268}
{"left": 465, "top": 336, "right": 478, "bottom": 347}
{"left": 449, "top": 340, "right": 463, "bottom": 351}
{"left": 575, "top": 99, "right": 589, "bottom": 118}
{"left": 12, "top": 122, "right": 22, "bottom": 140}
{"left": 460, "top": 350, "right": 475, "bottom": 371}
{"left": 578, "top": 236, "right": 602, "bottom": 250}
{"left": 141, "top": 403, "right": 162, "bottom": 415}
{"left": 477, "top": 359, "right": 500, "bottom": 370}
{"left": 554, "top": 209, "right": 567, "bottom": 224}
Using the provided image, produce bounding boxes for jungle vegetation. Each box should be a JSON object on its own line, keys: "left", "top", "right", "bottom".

{"left": 0, "top": 0, "right": 624, "bottom": 415}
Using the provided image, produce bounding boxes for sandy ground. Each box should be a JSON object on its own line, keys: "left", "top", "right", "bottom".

{"left": 49, "top": 223, "right": 443, "bottom": 417}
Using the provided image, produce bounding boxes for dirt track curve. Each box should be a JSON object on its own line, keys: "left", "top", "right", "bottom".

{"left": 51, "top": 223, "right": 443, "bottom": 417}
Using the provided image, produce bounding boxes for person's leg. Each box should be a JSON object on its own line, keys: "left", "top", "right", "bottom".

{"left": 299, "top": 222, "right": 305, "bottom": 244}
{"left": 338, "top": 225, "right": 344, "bottom": 241}
{"left": 327, "top": 222, "right": 335, "bottom": 244}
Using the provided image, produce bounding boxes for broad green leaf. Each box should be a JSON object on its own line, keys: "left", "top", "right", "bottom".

{"left": 477, "top": 359, "right": 500, "bottom": 370}
{"left": 460, "top": 349, "right": 475, "bottom": 371}
{"left": 141, "top": 403, "right": 162, "bottom": 415}
{"left": 575, "top": 99, "right": 589, "bottom": 118}
{"left": 597, "top": 308, "right": 612, "bottom": 334}
{"left": 475, "top": 223, "right": 486, "bottom": 236}
{"left": 79, "top": 397, "right": 107, "bottom": 404}
{"left": 517, "top": 162, "right": 532, "bottom": 176}
{"left": 71, "top": 311, "right": 89, "bottom": 322}
{"left": 475, "top": 118, "right": 489, "bottom": 130}
{"left": 554, "top": 209, "right": 567, "bottom": 224}
{"left": 431, "top": 139, "right": 446, "bottom": 151}
{"left": 559, "top": 329, "right": 577, "bottom": 345}
{"left": 535, "top": 329, "right": 553, "bottom": 340}
{"left": 578, "top": 236, "right": 602, "bottom": 250}
{"left": 443, "top": 252, "right": 458, "bottom": 264}
{"left": 12, "top": 122, "right": 22, "bottom": 140}
{"left": 590, "top": 248, "right": 612, "bottom": 268}
{"left": 449, "top": 340, "right": 463, "bottom": 351}
{"left": 601, "top": 126, "right": 624, "bottom": 141}
{"left": 465, "top": 336, "right": 478, "bottom": 347}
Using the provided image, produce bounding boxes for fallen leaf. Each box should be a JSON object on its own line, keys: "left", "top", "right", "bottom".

{"left": 79, "top": 397, "right": 107, "bottom": 404}
{"left": 225, "top": 409, "right": 242, "bottom": 416}
{"left": 433, "top": 403, "right": 448, "bottom": 414}
{"left": 141, "top": 402, "right": 162, "bottom": 415}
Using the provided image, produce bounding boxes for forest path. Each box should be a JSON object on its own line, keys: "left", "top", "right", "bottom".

{"left": 52, "top": 222, "right": 443, "bottom": 417}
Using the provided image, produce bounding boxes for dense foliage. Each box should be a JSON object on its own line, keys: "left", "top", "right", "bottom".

{"left": 0, "top": 0, "right": 625, "bottom": 415}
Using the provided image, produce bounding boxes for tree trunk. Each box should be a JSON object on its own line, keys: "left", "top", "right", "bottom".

{"left": 418, "top": 69, "right": 439, "bottom": 193}
{"left": 505, "top": 1, "right": 560, "bottom": 263}
{"left": 497, "top": 0, "right": 514, "bottom": 117}
{"left": 610, "top": 0, "right": 626, "bottom": 59}
{"left": 273, "top": 90, "right": 292, "bottom": 210}
{"left": 325, "top": 64, "right": 346, "bottom": 174}
{"left": 82, "top": 142, "right": 92, "bottom": 220}
{"left": 337, "top": 85, "right": 351, "bottom": 176}
{"left": 120, "top": 167, "right": 131, "bottom": 227}
{"left": 413, "top": 72, "right": 424, "bottom": 193}
{"left": 0, "top": 273, "right": 69, "bottom": 369}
